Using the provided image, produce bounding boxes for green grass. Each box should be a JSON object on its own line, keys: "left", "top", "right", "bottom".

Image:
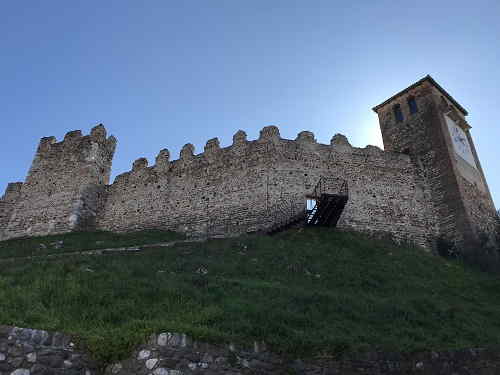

{"left": 0, "top": 230, "right": 184, "bottom": 259}
{"left": 1, "top": 228, "right": 500, "bottom": 365}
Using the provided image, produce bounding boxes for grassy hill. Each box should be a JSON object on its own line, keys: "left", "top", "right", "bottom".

{"left": 1, "top": 228, "right": 500, "bottom": 365}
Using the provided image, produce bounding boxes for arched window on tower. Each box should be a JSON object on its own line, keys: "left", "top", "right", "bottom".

{"left": 408, "top": 96, "right": 418, "bottom": 114}
{"left": 393, "top": 104, "right": 404, "bottom": 123}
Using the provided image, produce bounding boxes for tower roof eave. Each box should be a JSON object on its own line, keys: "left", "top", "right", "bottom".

{"left": 372, "top": 75, "right": 469, "bottom": 116}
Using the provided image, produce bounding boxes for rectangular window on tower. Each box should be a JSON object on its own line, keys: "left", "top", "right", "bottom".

{"left": 408, "top": 96, "right": 418, "bottom": 114}
{"left": 393, "top": 104, "right": 404, "bottom": 122}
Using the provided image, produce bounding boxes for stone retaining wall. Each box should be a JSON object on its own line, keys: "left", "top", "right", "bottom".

{"left": 106, "top": 331, "right": 500, "bottom": 375}
{"left": 3, "top": 326, "right": 500, "bottom": 375}
{"left": 0, "top": 326, "right": 98, "bottom": 375}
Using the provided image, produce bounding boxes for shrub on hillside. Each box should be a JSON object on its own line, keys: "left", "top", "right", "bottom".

{"left": 436, "top": 236, "right": 458, "bottom": 259}
{"left": 495, "top": 209, "right": 500, "bottom": 249}
{"left": 460, "top": 210, "right": 500, "bottom": 273}
{"left": 436, "top": 210, "right": 500, "bottom": 273}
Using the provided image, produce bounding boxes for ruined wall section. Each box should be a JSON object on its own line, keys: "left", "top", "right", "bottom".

{"left": 2, "top": 125, "right": 116, "bottom": 240}
{"left": 0, "top": 182, "right": 23, "bottom": 240}
{"left": 98, "top": 126, "right": 436, "bottom": 247}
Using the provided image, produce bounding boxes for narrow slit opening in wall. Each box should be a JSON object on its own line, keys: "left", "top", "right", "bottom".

{"left": 306, "top": 198, "right": 317, "bottom": 224}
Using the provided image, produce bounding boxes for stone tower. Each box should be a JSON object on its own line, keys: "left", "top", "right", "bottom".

{"left": 373, "top": 75, "right": 496, "bottom": 250}
{"left": 1, "top": 124, "right": 116, "bottom": 240}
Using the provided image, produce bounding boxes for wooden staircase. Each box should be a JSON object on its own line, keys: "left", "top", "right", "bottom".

{"left": 265, "top": 198, "right": 306, "bottom": 235}
{"left": 267, "top": 211, "right": 306, "bottom": 235}
{"left": 267, "top": 177, "right": 348, "bottom": 235}
{"left": 306, "top": 177, "right": 349, "bottom": 227}
{"left": 305, "top": 193, "right": 348, "bottom": 227}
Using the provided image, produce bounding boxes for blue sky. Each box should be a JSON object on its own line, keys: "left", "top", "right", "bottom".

{"left": 1, "top": 1, "right": 499, "bottom": 207}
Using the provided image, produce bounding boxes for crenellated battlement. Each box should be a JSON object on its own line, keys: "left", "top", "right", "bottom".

{"left": 112, "top": 126, "right": 409, "bottom": 185}
{"left": 28, "top": 124, "right": 116, "bottom": 188}
{"left": 33, "top": 125, "right": 116, "bottom": 162}
{"left": 259, "top": 125, "right": 280, "bottom": 141}
{"left": 1, "top": 182, "right": 23, "bottom": 202}
{"left": 36, "top": 124, "right": 113, "bottom": 148}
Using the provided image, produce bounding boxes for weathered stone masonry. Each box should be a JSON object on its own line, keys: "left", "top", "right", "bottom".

{"left": 104, "top": 331, "right": 500, "bottom": 375}
{"left": 0, "top": 125, "right": 436, "bottom": 248}
{"left": 0, "top": 183, "right": 22, "bottom": 236}
{"left": 373, "top": 75, "right": 497, "bottom": 248}
{"left": 0, "top": 325, "right": 98, "bottom": 375}
{"left": 4, "top": 326, "right": 500, "bottom": 375}
{"left": 95, "top": 128, "right": 435, "bottom": 247}
{"left": 0, "top": 76, "right": 496, "bottom": 249}
{"left": 0, "top": 125, "right": 116, "bottom": 240}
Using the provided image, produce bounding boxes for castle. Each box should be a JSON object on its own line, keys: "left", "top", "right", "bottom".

{"left": 0, "top": 76, "right": 497, "bottom": 250}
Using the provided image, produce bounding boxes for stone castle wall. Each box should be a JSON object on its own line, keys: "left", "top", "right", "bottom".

{"left": 1, "top": 77, "right": 496, "bottom": 249}
{"left": 95, "top": 126, "right": 436, "bottom": 247}
{"left": 0, "top": 123, "right": 438, "bottom": 247}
